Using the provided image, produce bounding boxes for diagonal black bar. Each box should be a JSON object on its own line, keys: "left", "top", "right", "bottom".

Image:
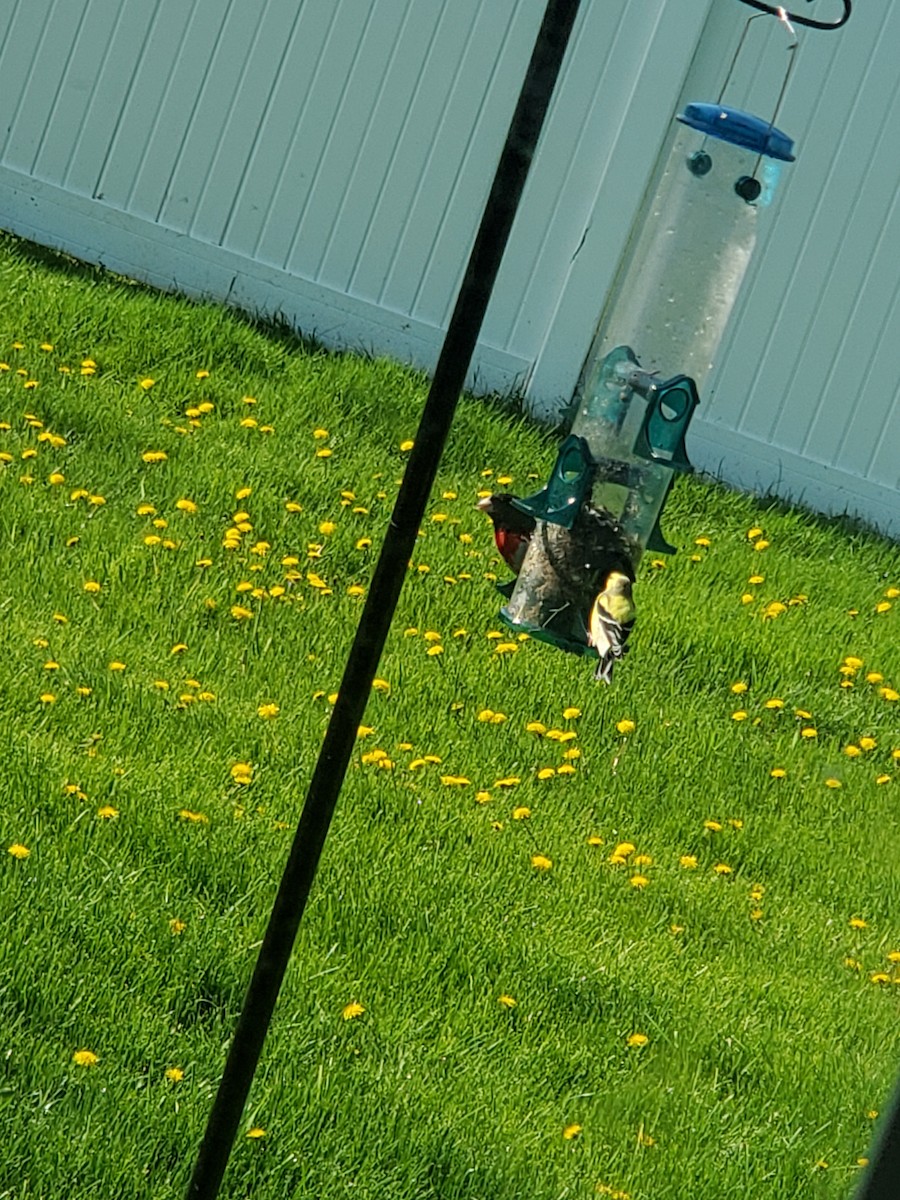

{"left": 853, "top": 1070, "right": 900, "bottom": 1200}
{"left": 184, "top": 2, "right": 582, "bottom": 1196}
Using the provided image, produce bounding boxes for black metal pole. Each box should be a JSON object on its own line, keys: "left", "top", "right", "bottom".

{"left": 184, "top": 3, "right": 582, "bottom": 1196}
{"left": 854, "top": 1071, "right": 900, "bottom": 1200}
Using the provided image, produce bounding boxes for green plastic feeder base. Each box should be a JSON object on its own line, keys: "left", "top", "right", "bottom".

{"left": 499, "top": 605, "right": 599, "bottom": 659}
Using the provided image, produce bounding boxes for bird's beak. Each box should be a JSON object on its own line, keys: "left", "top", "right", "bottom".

{"left": 475, "top": 497, "right": 491, "bottom": 512}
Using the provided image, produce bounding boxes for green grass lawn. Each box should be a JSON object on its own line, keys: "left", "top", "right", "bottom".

{"left": 1, "top": 233, "right": 899, "bottom": 1200}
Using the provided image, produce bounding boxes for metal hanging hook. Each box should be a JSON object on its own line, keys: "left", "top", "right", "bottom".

{"left": 734, "top": 0, "right": 851, "bottom": 31}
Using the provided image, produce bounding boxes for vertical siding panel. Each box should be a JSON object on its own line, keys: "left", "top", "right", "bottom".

{"left": 124, "top": 0, "right": 236, "bottom": 222}
{"left": 320, "top": 2, "right": 444, "bottom": 297}
{"left": 61, "top": 0, "right": 163, "bottom": 198}
{"left": 407, "top": 0, "right": 540, "bottom": 328}
{"left": 350, "top": 3, "right": 467, "bottom": 307}
{"left": 220, "top": 4, "right": 340, "bottom": 262}
{"left": 283, "top": 2, "right": 412, "bottom": 283}
{"left": 158, "top": 2, "right": 278, "bottom": 235}
{"left": 377, "top": 0, "right": 531, "bottom": 321}
{"left": 755, "top": 10, "right": 894, "bottom": 455}
{"left": 1, "top": 0, "right": 84, "bottom": 171}
{"left": 709, "top": 6, "right": 889, "bottom": 441}
{"left": 31, "top": 0, "right": 128, "bottom": 187}
{"left": 829, "top": 198, "right": 900, "bottom": 484}
{"left": 92, "top": 0, "right": 201, "bottom": 211}
{"left": 494, "top": 0, "right": 671, "bottom": 357}
{"left": 187, "top": 0, "right": 302, "bottom": 247}
{"left": 794, "top": 127, "right": 900, "bottom": 468}
{"left": 254, "top": 3, "right": 375, "bottom": 270}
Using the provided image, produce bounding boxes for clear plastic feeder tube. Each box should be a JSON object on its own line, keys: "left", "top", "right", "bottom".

{"left": 568, "top": 114, "right": 789, "bottom": 563}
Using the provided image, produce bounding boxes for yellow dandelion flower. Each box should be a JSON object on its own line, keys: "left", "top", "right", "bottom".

{"left": 770, "top": 767, "right": 786, "bottom": 778}
{"left": 512, "top": 806, "right": 531, "bottom": 820}
{"left": 876, "top": 774, "right": 891, "bottom": 785}
{"left": 246, "top": 1127, "right": 266, "bottom": 1140}
{"left": 713, "top": 862, "right": 733, "bottom": 875}
{"left": 616, "top": 719, "right": 635, "bottom": 735}
{"left": 526, "top": 721, "right": 547, "bottom": 735}
{"left": 629, "top": 874, "right": 649, "bottom": 889}
{"left": 315, "top": 447, "right": 332, "bottom": 458}
{"left": 626, "top": 1033, "right": 648, "bottom": 1048}
{"left": 169, "top": 919, "right": 186, "bottom": 935}
{"left": 39, "top": 692, "right": 56, "bottom": 704}
{"left": 141, "top": 450, "right": 168, "bottom": 463}
{"left": 749, "top": 574, "right": 765, "bottom": 584}
{"left": 426, "top": 644, "right": 443, "bottom": 657}
{"left": 825, "top": 778, "right": 842, "bottom": 789}
{"left": 7, "top": 843, "right": 30, "bottom": 859}
{"left": 844, "top": 744, "right": 861, "bottom": 757}
{"left": 230, "top": 605, "right": 253, "bottom": 620}
{"left": 495, "top": 776, "right": 520, "bottom": 788}
{"left": 399, "top": 439, "right": 414, "bottom": 451}
{"left": 342, "top": 1001, "right": 364, "bottom": 1021}
{"left": 531, "top": 853, "right": 553, "bottom": 871}
{"left": 587, "top": 834, "right": 604, "bottom": 846}
{"left": 881, "top": 688, "right": 900, "bottom": 702}
{"left": 754, "top": 539, "right": 770, "bottom": 551}
{"left": 178, "top": 810, "right": 208, "bottom": 824}
{"left": 731, "top": 710, "right": 748, "bottom": 722}
{"left": 679, "top": 855, "right": 698, "bottom": 869}
{"left": 96, "top": 806, "right": 118, "bottom": 820}
{"left": 849, "top": 916, "right": 867, "bottom": 929}
{"left": 537, "top": 767, "right": 556, "bottom": 780}
{"left": 764, "top": 698, "right": 784, "bottom": 709}
{"left": 231, "top": 762, "right": 253, "bottom": 784}
{"left": 83, "top": 580, "right": 101, "bottom": 593}
{"left": 613, "top": 842, "right": 635, "bottom": 858}
{"left": 474, "top": 790, "right": 491, "bottom": 804}
{"left": 165, "top": 1067, "right": 184, "bottom": 1082}
{"left": 562, "top": 706, "right": 581, "bottom": 719}
{"left": 498, "top": 994, "right": 516, "bottom": 1008}
{"left": 440, "top": 776, "right": 470, "bottom": 787}
{"left": 730, "top": 681, "right": 748, "bottom": 694}
{"left": 257, "top": 703, "right": 280, "bottom": 719}
{"left": 72, "top": 1049, "right": 99, "bottom": 1067}
{"left": 800, "top": 727, "right": 817, "bottom": 739}
{"left": 859, "top": 736, "right": 877, "bottom": 751}
{"left": 562, "top": 1123, "right": 583, "bottom": 1140}
{"left": 108, "top": 661, "right": 126, "bottom": 672}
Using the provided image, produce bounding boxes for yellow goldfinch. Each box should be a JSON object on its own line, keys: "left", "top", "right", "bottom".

{"left": 588, "top": 570, "right": 636, "bottom": 683}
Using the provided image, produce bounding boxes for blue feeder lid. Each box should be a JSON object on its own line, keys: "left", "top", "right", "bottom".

{"left": 677, "top": 102, "right": 795, "bottom": 162}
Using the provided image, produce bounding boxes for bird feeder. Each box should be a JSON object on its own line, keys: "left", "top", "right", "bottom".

{"left": 500, "top": 93, "right": 796, "bottom": 657}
